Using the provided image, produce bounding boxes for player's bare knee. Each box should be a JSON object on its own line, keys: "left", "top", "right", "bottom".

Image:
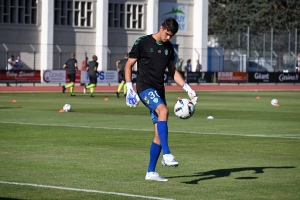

{"left": 156, "top": 105, "right": 168, "bottom": 117}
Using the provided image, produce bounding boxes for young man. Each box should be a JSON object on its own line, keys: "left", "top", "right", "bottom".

{"left": 176, "top": 57, "right": 184, "bottom": 72}
{"left": 184, "top": 59, "right": 192, "bottom": 83}
{"left": 6, "top": 55, "right": 15, "bottom": 86}
{"left": 62, "top": 53, "right": 78, "bottom": 96}
{"left": 14, "top": 55, "right": 23, "bottom": 70}
{"left": 196, "top": 59, "right": 202, "bottom": 72}
{"left": 84, "top": 55, "right": 98, "bottom": 97}
{"left": 116, "top": 53, "right": 128, "bottom": 98}
{"left": 124, "top": 17, "right": 198, "bottom": 182}
{"left": 7, "top": 55, "right": 15, "bottom": 71}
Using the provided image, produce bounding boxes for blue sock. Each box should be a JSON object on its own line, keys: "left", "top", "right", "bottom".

{"left": 157, "top": 121, "right": 171, "bottom": 155}
{"left": 147, "top": 142, "right": 161, "bottom": 172}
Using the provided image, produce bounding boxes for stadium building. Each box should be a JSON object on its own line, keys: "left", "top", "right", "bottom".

{"left": 0, "top": 0, "right": 208, "bottom": 73}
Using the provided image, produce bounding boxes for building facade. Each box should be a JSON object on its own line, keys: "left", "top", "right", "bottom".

{"left": 0, "top": 0, "right": 208, "bottom": 74}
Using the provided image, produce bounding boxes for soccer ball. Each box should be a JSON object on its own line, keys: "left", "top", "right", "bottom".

{"left": 63, "top": 104, "right": 72, "bottom": 112}
{"left": 271, "top": 99, "right": 278, "bottom": 106}
{"left": 174, "top": 98, "right": 195, "bottom": 119}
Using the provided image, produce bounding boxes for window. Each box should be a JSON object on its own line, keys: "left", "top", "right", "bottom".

{"left": 0, "top": 0, "right": 37, "bottom": 24}
{"left": 54, "top": 0, "right": 93, "bottom": 27}
{"left": 109, "top": 3, "right": 144, "bottom": 29}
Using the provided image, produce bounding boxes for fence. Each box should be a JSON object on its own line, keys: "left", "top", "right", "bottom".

{"left": 210, "top": 28, "right": 299, "bottom": 73}
{"left": 1, "top": 28, "right": 299, "bottom": 73}
{"left": 0, "top": 44, "right": 111, "bottom": 71}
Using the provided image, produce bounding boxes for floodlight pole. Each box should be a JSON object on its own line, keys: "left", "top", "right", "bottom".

{"left": 2, "top": 43, "right": 9, "bottom": 70}
{"left": 30, "top": 44, "right": 36, "bottom": 87}
{"left": 247, "top": 27, "right": 250, "bottom": 58}
{"left": 295, "top": 29, "right": 298, "bottom": 70}
{"left": 271, "top": 28, "right": 274, "bottom": 72}
{"left": 30, "top": 44, "right": 36, "bottom": 70}
{"left": 56, "top": 45, "right": 62, "bottom": 70}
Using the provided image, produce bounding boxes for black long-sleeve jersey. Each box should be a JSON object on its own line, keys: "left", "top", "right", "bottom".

{"left": 129, "top": 35, "right": 175, "bottom": 97}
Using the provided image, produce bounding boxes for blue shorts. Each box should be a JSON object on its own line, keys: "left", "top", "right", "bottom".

{"left": 138, "top": 88, "right": 166, "bottom": 124}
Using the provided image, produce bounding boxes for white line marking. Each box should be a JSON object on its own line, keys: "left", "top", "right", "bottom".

{"left": 0, "top": 181, "right": 174, "bottom": 200}
{"left": 0, "top": 121, "right": 299, "bottom": 139}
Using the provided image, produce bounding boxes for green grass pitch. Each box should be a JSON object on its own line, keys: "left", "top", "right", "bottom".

{"left": 0, "top": 91, "right": 299, "bottom": 200}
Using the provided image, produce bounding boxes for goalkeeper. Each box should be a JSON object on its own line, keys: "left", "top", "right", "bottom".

{"left": 124, "top": 17, "right": 198, "bottom": 182}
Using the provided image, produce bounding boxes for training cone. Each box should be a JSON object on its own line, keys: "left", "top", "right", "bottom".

{"left": 59, "top": 109, "right": 65, "bottom": 112}
{"left": 12, "top": 100, "right": 17, "bottom": 102}
{"left": 256, "top": 96, "right": 260, "bottom": 99}
{"left": 104, "top": 98, "right": 109, "bottom": 101}
{"left": 275, "top": 104, "right": 280, "bottom": 107}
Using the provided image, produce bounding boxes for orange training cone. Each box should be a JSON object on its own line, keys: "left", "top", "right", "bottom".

{"left": 59, "top": 109, "right": 65, "bottom": 112}
{"left": 12, "top": 100, "right": 17, "bottom": 102}
{"left": 104, "top": 98, "right": 109, "bottom": 101}
{"left": 256, "top": 96, "right": 260, "bottom": 99}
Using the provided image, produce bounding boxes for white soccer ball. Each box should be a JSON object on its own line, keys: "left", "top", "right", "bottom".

{"left": 271, "top": 99, "right": 278, "bottom": 106}
{"left": 63, "top": 104, "right": 72, "bottom": 112}
{"left": 174, "top": 98, "right": 195, "bottom": 119}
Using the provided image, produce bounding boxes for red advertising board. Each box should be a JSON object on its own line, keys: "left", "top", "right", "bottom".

{"left": 218, "top": 72, "right": 248, "bottom": 83}
{"left": 0, "top": 70, "right": 41, "bottom": 83}
{"left": 66, "top": 70, "right": 81, "bottom": 83}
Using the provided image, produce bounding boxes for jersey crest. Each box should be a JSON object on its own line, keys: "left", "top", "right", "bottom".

{"left": 164, "top": 49, "right": 168, "bottom": 55}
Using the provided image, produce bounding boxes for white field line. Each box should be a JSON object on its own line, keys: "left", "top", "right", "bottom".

{"left": 0, "top": 181, "right": 174, "bottom": 200}
{"left": 0, "top": 121, "right": 299, "bottom": 139}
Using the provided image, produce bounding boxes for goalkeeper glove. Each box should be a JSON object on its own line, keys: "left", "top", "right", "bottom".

{"left": 126, "top": 82, "right": 140, "bottom": 107}
{"left": 183, "top": 82, "right": 198, "bottom": 105}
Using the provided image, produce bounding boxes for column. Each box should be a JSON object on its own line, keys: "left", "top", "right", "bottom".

{"left": 147, "top": 0, "right": 159, "bottom": 35}
{"left": 40, "top": 0, "right": 54, "bottom": 74}
{"left": 193, "top": 0, "right": 208, "bottom": 71}
{"left": 95, "top": 0, "right": 109, "bottom": 70}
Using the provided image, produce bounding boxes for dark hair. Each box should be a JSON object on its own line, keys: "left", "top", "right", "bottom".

{"left": 124, "top": 53, "right": 128, "bottom": 57}
{"left": 161, "top": 17, "right": 179, "bottom": 35}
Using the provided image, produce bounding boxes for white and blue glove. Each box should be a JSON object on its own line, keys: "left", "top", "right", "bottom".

{"left": 126, "top": 82, "right": 140, "bottom": 107}
{"left": 183, "top": 83, "right": 198, "bottom": 105}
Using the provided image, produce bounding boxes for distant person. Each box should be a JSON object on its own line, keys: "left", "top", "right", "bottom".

{"left": 195, "top": 59, "right": 202, "bottom": 72}
{"left": 7, "top": 55, "right": 15, "bottom": 70}
{"left": 14, "top": 55, "right": 23, "bottom": 70}
{"left": 84, "top": 55, "right": 98, "bottom": 97}
{"left": 183, "top": 59, "right": 192, "bottom": 83}
{"left": 176, "top": 58, "right": 184, "bottom": 71}
{"left": 115, "top": 53, "right": 128, "bottom": 98}
{"left": 184, "top": 59, "right": 192, "bottom": 72}
{"left": 6, "top": 55, "right": 15, "bottom": 86}
{"left": 62, "top": 53, "right": 78, "bottom": 96}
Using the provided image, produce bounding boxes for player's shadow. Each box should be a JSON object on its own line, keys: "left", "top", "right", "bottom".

{"left": 0, "top": 107, "right": 22, "bottom": 109}
{"left": 165, "top": 166, "right": 295, "bottom": 184}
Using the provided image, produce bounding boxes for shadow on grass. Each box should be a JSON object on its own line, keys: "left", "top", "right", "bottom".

{"left": 0, "top": 198, "right": 25, "bottom": 200}
{"left": 0, "top": 107, "right": 21, "bottom": 109}
{"left": 165, "top": 166, "right": 295, "bottom": 184}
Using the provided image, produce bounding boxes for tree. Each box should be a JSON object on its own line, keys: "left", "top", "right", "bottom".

{"left": 208, "top": 0, "right": 300, "bottom": 69}
{"left": 208, "top": 0, "right": 300, "bottom": 48}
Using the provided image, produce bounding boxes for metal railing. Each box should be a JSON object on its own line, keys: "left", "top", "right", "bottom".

{"left": 0, "top": 28, "right": 299, "bottom": 73}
